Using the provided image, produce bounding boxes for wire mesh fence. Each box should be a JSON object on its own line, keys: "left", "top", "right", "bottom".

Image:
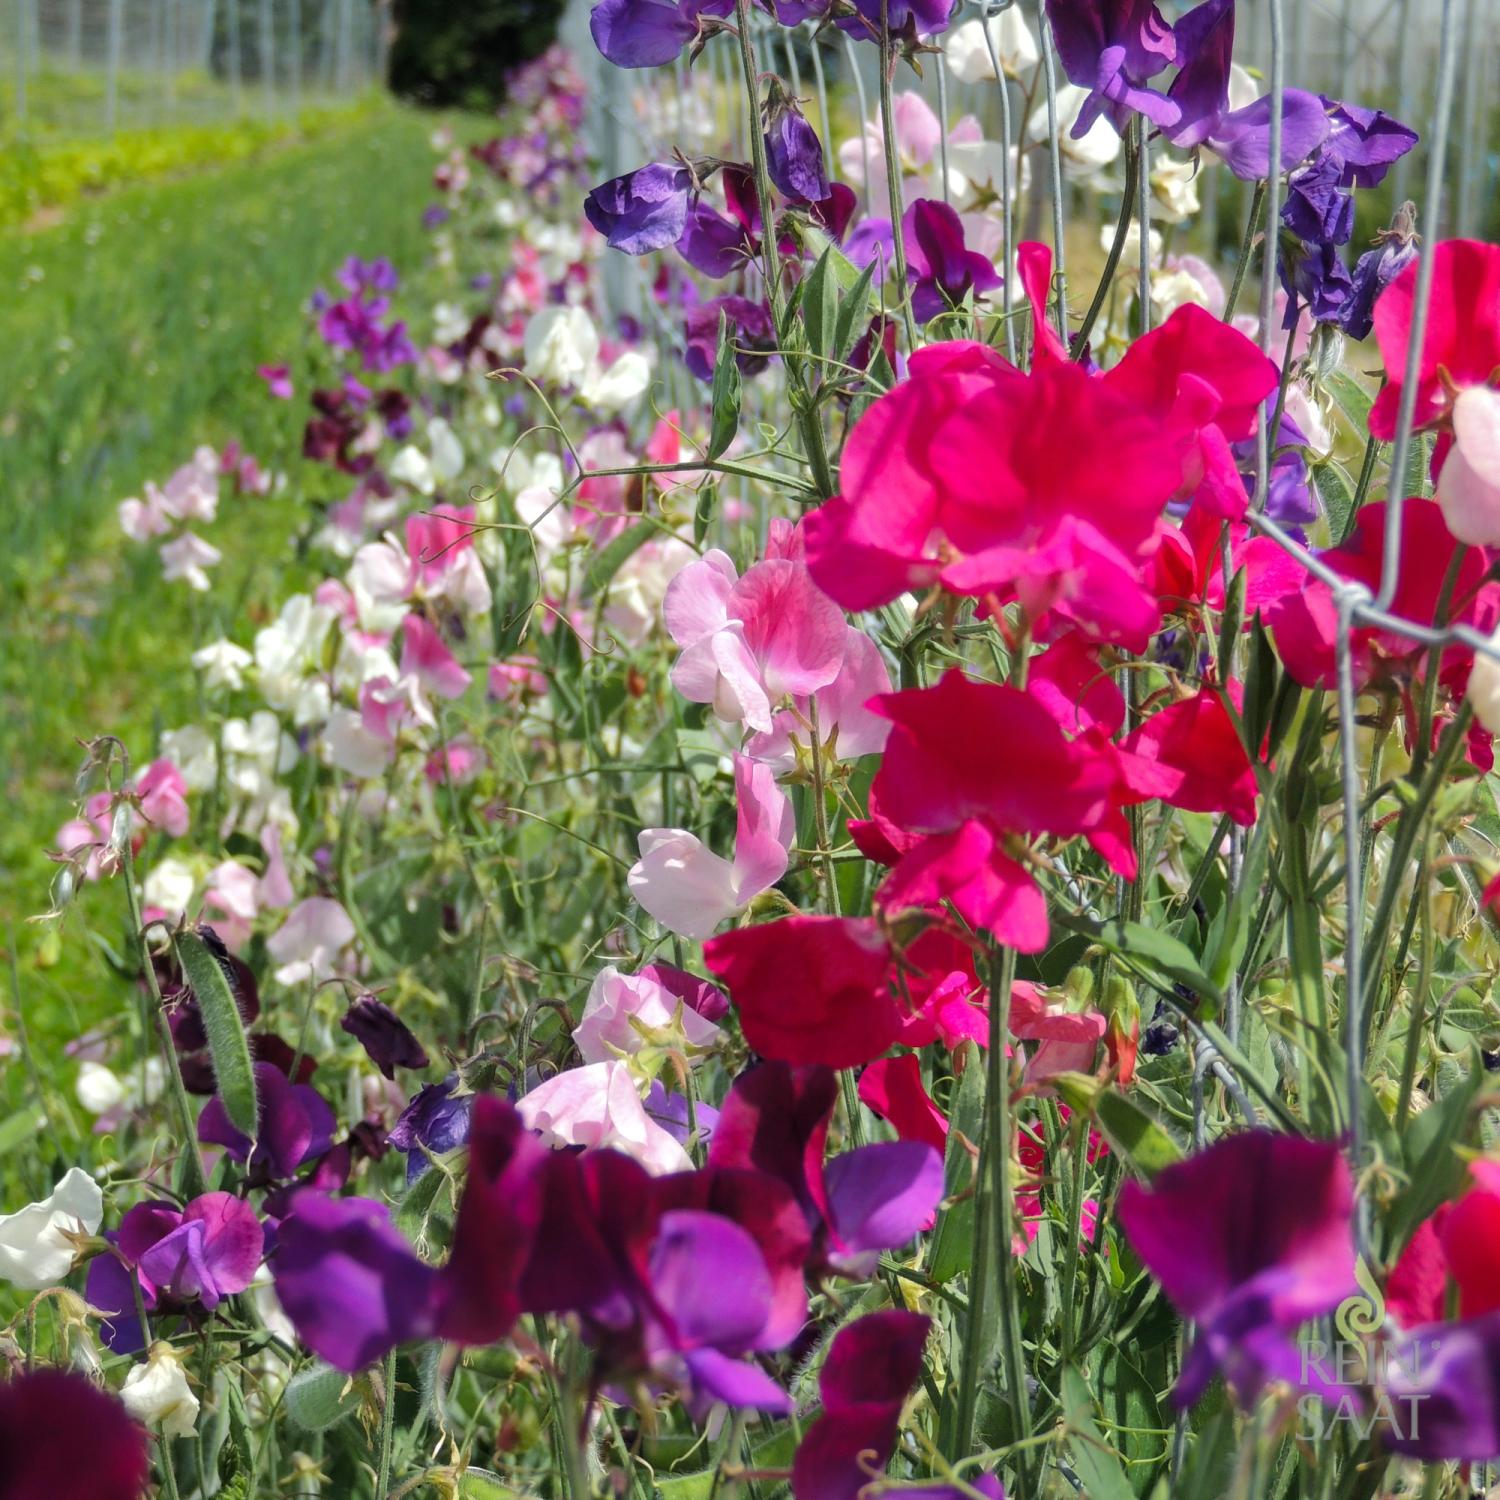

{"left": 1, "top": 0, "right": 387, "bottom": 137}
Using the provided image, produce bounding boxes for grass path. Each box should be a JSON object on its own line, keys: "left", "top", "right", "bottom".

{"left": 0, "top": 108, "right": 460, "bottom": 1048}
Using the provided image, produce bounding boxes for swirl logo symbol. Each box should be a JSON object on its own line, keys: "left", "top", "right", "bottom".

{"left": 1334, "top": 1256, "right": 1385, "bottom": 1344}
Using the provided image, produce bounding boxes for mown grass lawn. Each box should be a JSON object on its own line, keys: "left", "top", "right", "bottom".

{"left": 0, "top": 106, "right": 467, "bottom": 1068}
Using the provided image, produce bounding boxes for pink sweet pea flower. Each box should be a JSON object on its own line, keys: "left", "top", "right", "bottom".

{"left": 1118, "top": 685, "right": 1259, "bottom": 827}
{"left": 119, "top": 486, "right": 171, "bottom": 541}
{"left": 857, "top": 1055, "right": 948, "bottom": 1153}
{"left": 159, "top": 532, "right": 222, "bottom": 592}
{"left": 204, "top": 860, "right": 259, "bottom": 949}
{"left": 1010, "top": 980, "right": 1107, "bottom": 1087}
{"left": 135, "top": 759, "right": 190, "bottom": 837}
{"left": 517, "top": 1060, "right": 692, "bottom": 1175}
{"left": 257, "top": 364, "right": 294, "bottom": 399}
{"left": 257, "top": 824, "right": 295, "bottom": 910}
{"left": 572, "top": 964, "right": 726, "bottom": 1063}
{"left": 400, "top": 613, "right": 472, "bottom": 700}
{"left": 628, "top": 756, "right": 794, "bottom": 940}
{"left": 663, "top": 551, "right": 847, "bottom": 734}
{"left": 406, "top": 505, "right": 475, "bottom": 588}
{"left": 266, "top": 898, "right": 355, "bottom": 986}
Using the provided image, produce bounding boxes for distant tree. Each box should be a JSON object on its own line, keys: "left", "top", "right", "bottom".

{"left": 387, "top": 0, "right": 567, "bottom": 110}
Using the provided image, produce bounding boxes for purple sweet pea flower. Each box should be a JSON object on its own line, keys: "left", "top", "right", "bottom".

{"left": 646, "top": 1079, "right": 720, "bottom": 1149}
{"left": 708, "top": 1061, "right": 944, "bottom": 1276}
{"left": 1234, "top": 399, "right": 1319, "bottom": 525}
{"left": 1161, "top": 0, "right": 1329, "bottom": 178}
{"left": 1319, "top": 97, "right": 1419, "bottom": 188}
{"left": 1045, "top": 0, "right": 1180, "bottom": 137}
{"left": 273, "top": 1191, "right": 439, "bottom": 1372}
{"left": 198, "top": 1060, "right": 336, "bottom": 1182}
{"left": 87, "top": 1193, "right": 263, "bottom": 1353}
{"left": 1116, "top": 1131, "right": 1358, "bottom": 1407}
{"left": 903, "top": 199, "right": 1003, "bottom": 323}
{"left": 1280, "top": 238, "right": 1355, "bottom": 327}
{"left": 585, "top": 163, "right": 695, "bottom": 255}
{"left": 589, "top": 0, "right": 732, "bottom": 68}
{"left": 341, "top": 995, "right": 430, "bottom": 1080}
{"left": 766, "top": 105, "right": 830, "bottom": 205}
{"left": 683, "top": 295, "right": 776, "bottom": 382}
{"left": 1282, "top": 153, "right": 1356, "bottom": 246}
{"left": 388, "top": 1075, "right": 474, "bottom": 1183}
{"left": 1343, "top": 208, "right": 1420, "bottom": 340}
{"left": 678, "top": 201, "right": 757, "bottom": 279}
{"left": 791, "top": 1310, "right": 931, "bottom": 1500}
{"left": 837, "top": 0, "right": 958, "bottom": 42}
{"left": 845, "top": 216, "right": 895, "bottom": 284}
{"left": 337, "top": 256, "right": 398, "bottom": 295}
{"left": 1382, "top": 1311, "right": 1500, "bottom": 1462}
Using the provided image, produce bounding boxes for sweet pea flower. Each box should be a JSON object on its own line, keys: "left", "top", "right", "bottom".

{"left": 266, "top": 897, "right": 356, "bottom": 986}
{"left": 588, "top": 0, "right": 731, "bottom": 70}
{"left": 0, "top": 1368, "right": 151, "bottom": 1500}
{"left": 121, "top": 1344, "right": 199, "bottom": 1438}
{"left": 944, "top": 10, "right": 1039, "bottom": 82}
{"left": 518, "top": 1059, "right": 693, "bottom": 1174}
{"left": 573, "top": 963, "right": 727, "bottom": 1064}
{"left": 857, "top": 1055, "right": 949, "bottom": 1153}
{"left": 663, "top": 550, "right": 847, "bottom": 733}
{"left": 0, "top": 1167, "right": 102, "bottom": 1289}
{"left": 1117, "top": 1131, "right": 1358, "bottom": 1405}
{"left": 683, "top": 294, "right": 776, "bottom": 381}
{"left": 257, "top": 363, "right": 293, "bottom": 399}
{"left": 629, "top": 755, "right": 794, "bottom": 940}
{"left": 134, "top": 758, "right": 189, "bottom": 837}
{"left": 159, "top": 531, "right": 222, "bottom": 591}
{"left": 903, "top": 199, "right": 1002, "bottom": 322}
{"left": 388, "top": 1075, "right": 474, "bottom": 1184}
{"left": 400, "top": 612, "right": 471, "bottom": 700}
{"left": 705, "top": 916, "right": 904, "bottom": 1067}
{"left": 524, "top": 304, "right": 600, "bottom": 387}
{"left": 585, "top": 162, "right": 694, "bottom": 252}
{"left": 1028, "top": 83, "right": 1122, "bottom": 180}
{"left": 1045, "top": 0, "right": 1180, "bottom": 137}
{"left": 791, "top": 1310, "right": 931, "bottom": 1500}
{"left": 274, "top": 1191, "right": 439, "bottom": 1372}
{"left": 342, "top": 995, "right": 430, "bottom": 1079}
{"left": 766, "top": 100, "right": 830, "bottom": 205}
{"left": 191, "top": 637, "right": 253, "bottom": 691}
{"left": 198, "top": 1061, "right": 337, "bottom": 1182}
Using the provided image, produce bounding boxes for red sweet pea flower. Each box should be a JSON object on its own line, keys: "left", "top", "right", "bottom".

{"left": 1118, "top": 685, "right": 1260, "bottom": 826}
{"left": 703, "top": 916, "right": 905, "bottom": 1068}
{"left": 1387, "top": 1160, "right": 1500, "bottom": 1328}
{"left": 858, "top": 1055, "right": 948, "bottom": 1153}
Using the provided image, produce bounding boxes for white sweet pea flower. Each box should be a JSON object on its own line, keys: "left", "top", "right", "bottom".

{"left": 1031, "top": 84, "right": 1121, "bottom": 179}
{"left": 267, "top": 897, "right": 355, "bottom": 986}
{"left": 390, "top": 444, "right": 437, "bottom": 496}
{"left": 432, "top": 301, "right": 470, "bottom": 344}
{"left": 1150, "top": 154, "right": 1201, "bottom": 223}
{"left": 580, "top": 350, "right": 651, "bottom": 414}
{"left": 1468, "top": 630, "right": 1500, "bottom": 733}
{"left": 160, "top": 725, "right": 218, "bottom": 791}
{"left": 524, "top": 305, "right": 600, "bottom": 387}
{"left": 76, "top": 1060, "right": 127, "bottom": 1115}
{"left": 428, "top": 416, "right": 465, "bottom": 483}
{"left": 142, "top": 856, "right": 197, "bottom": 919}
{"left": 323, "top": 706, "right": 393, "bottom": 778}
{"left": 348, "top": 537, "right": 413, "bottom": 635}
{"left": 192, "top": 639, "right": 253, "bottom": 692}
{"left": 944, "top": 12, "right": 1039, "bottom": 83}
{"left": 159, "top": 532, "right": 222, "bottom": 591}
{"left": 122, "top": 1344, "right": 199, "bottom": 1437}
{"left": 0, "top": 1167, "right": 102, "bottom": 1288}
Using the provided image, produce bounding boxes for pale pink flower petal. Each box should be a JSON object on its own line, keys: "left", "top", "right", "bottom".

{"left": 517, "top": 1060, "right": 692, "bottom": 1175}
{"left": 731, "top": 756, "right": 794, "bottom": 897}
{"left": 662, "top": 549, "right": 738, "bottom": 645}
{"left": 572, "top": 967, "right": 723, "bottom": 1063}
{"left": 1439, "top": 385, "right": 1500, "bottom": 546}
{"left": 257, "top": 825, "right": 295, "bottom": 910}
{"left": 628, "top": 829, "right": 742, "bottom": 941}
{"left": 266, "top": 897, "right": 355, "bottom": 986}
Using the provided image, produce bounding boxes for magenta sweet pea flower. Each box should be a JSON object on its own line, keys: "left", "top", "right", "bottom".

{"left": 256, "top": 363, "right": 293, "bottom": 400}
{"left": 400, "top": 613, "right": 471, "bottom": 701}
{"left": 88, "top": 1193, "right": 264, "bottom": 1353}
{"left": 791, "top": 1310, "right": 931, "bottom": 1500}
{"left": 198, "top": 1060, "right": 337, "bottom": 1181}
{"left": 273, "top": 1191, "right": 439, "bottom": 1372}
{"left": 1116, "top": 1131, "right": 1358, "bottom": 1406}
{"left": 903, "top": 199, "right": 1002, "bottom": 323}
{"left": 0, "top": 1368, "right": 151, "bottom": 1500}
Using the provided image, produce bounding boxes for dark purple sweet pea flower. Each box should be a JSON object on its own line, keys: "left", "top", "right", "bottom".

{"left": 903, "top": 199, "right": 1003, "bottom": 323}
{"left": 678, "top": 201, "right": 757, "bottom": 279}
{"left": 585, "top": 163, "right": 695, "bottom": 255}
{"left": 1343, "top": 207, "right": 1420, "bottom": 341}
{"left": 341, "top": 995, "right": 430, "bottom": 1080}
{"left": 1280, "top": 237, "right": 1355, "bottom": 327}
{"left": 1382, "top": 1311, "right": 1500, "bottom": 1462}
{"left": 87, "top": 1193, "right": 264, "bottom": 1353}
{"left": 198, "top": 1060, "right": 336, "bottom": 1182}
{"left": 640, "top": 962, "right": 731, "bottom": 1022}
{"left": 1162, "top": 0, "right": 1329, "bottom": 179}
{"left": 766, "top": 104, "right": 829, "bottom": 206}
{"left": 1046, "top": 0, "right": 1180, "bottom": 138}
{"left": 273, "top": 1191, "right": 439, "bottom": 1372}
{"left": 0, "top": 1368, "right": 152, "bottom": 1500}
{"left": 1234, "top": 399, "right": 1318, "bottom": 525}
{"left": 837, "top": 0, "right": 958, "bottom": 42}
{"left": 388, "top": 1075, "right": 474, "bottom": 1184}
{"left": 1282, "top": 153, "right": 1355, "bottom": 246}
{"left": 708, "top": 1061, "right": 944, "bottom": 1276}
{"left": 791, "top": 1309, "right": 931, "bottom": 1500}
{"left": 421, "top": 204, "right": 450, "bottom": 229}
{"left": 683, "top": 296, "right": 776, "bottom": 382}
{"left": 1116, "top": 1131, "right": 1358, "bottom": 1407}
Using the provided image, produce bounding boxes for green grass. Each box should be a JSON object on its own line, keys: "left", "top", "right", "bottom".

{"left": 0, "top": 107, "right": 462, "bottom": 1058}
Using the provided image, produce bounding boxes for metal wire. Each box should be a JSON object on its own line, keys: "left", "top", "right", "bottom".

{"left": 979, "top": 3, "right": 1016, "bottom": 361}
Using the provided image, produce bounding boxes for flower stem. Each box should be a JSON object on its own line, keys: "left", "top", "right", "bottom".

{"left": 376, "top": 1347, "right": 398, "bottom": 1497}
{"left": 1222, "top": 180, "right": 1268, "bottom": 325}
{"left": 878, "top": 6, "right": 919, "bottom": 353}
{"left": 1071, "top": 130, "right": 1139, "bottom": 358}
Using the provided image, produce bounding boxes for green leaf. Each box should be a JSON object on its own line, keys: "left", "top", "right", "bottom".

{"left": 832, "top": 255, "right": 879, "bottom": 365}
{"left": 707, "top": 309, "right": 741, "bottom": 461}
{"left": 1053, "top": 912, "right": 1223, "bottom": 1007}
{"left": 929, "top": 1042, "right": 985, "bottom": 1283}
{"left": 1216, "top": 565, "right": 1245, "bottom": 681}
{"left": 1312, "top": 459, "right": 1357, "bottom": 543}
{"left": 283, "top": 1362, "right": 363, "bottom": 1432}
{"left": 802, "top": 247, "right": 839, "bottom": 363}
{"left": 0, "top": 1107, "right": 45, "bottom": 1157}
{"left": 1389, "top": 1046, "right": 1486, "bottom": 1244}
{"left": 173, "top": 928, "right": 258, "bottom": 1139}
{"left": 1062, "top": 1366, "right": 1135, "bottom": 1500}
{"left": 460, "top": 1471, "right": 524, "bottom": 1499}
{"left": 1323, "top": 368, "right": 1374, "bottom": 432}
{"left": 1051, "top": 1077, "right": 1183, "bottom": 1179}
{"left": 583, "top": 523, "right": 657, "bottom": 599}
{"left": 655, "top": 1470, "right": 717, "bottom": 1500}
{"left": 693, "top": 480, "right": 718, "bottom": 548}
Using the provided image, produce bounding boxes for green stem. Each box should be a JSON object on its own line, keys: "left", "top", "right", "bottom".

{"left": 1071, "top": 129, "right": 1139, "bottom": 358}
{"left": 376, "top": 1347, "right": 398, "bottom": 1497}
{"left": 1222, "top": 180, "right": 1268, "bottom": 325}
{"left": 877, "top": 5, "right": 919, "bottom": 353}
{"left": 119, "top": 836, "right": 208, "bottom": 1199}
{"left": 985, "top": 946, "right": 1033, "bottom": 1482}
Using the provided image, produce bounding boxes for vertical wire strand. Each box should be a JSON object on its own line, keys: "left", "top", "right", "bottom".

{"left": 935, "top": 46, "right": 952, "bottom": 207}
{"left": 980, "top": 7, "right": 1016, "bottom": 361}
{"left": 1136, "top": 114, "right": 1150, "bottom": 335}
{"left": 1374, "top": 0, "right": 1460, "bottom": 612}
{"left": 843, "top": 33, "right": 875, "bottom": 217}
{"left": 1035, "top": 0, "right": 1068, "bottom": 336}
